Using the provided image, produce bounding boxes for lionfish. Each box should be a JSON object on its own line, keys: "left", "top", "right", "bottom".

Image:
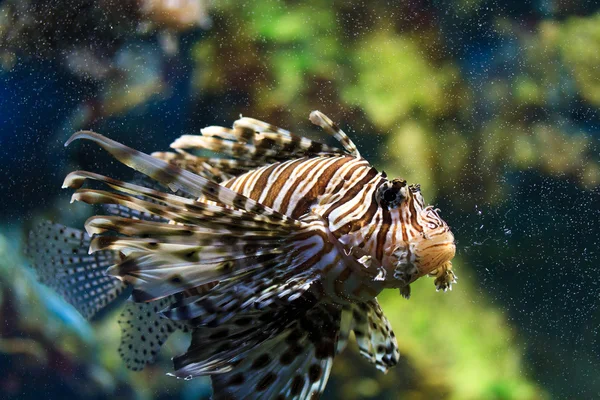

{"left": 28, "top": 111, "right": 456, "bottom": 399}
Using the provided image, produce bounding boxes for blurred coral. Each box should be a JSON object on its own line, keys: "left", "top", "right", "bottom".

{"left": 0, "top": 0, "right": 211, "bottom": 126}
{"left": 2, "top": 1, "right": 600, "bottom": 399}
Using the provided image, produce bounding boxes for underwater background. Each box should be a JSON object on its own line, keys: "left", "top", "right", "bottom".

{"left": 1, "top": 0, "right": 599, "bottom": 399}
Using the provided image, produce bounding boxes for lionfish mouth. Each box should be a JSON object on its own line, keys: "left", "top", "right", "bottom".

{"left": 392, "top": 230, "right": 456, "bottom": 291}
{"left": 414, "top": 231, "right": 456, "bottom": 277}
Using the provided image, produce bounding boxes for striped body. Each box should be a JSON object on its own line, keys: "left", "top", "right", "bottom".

{"left": 218, "top": 154, "right": 454, "bottom": 303}
{"left": 221, "top": 155, "right": 373, "bottom": 220}
{"left": 218, "top": 155, "right": 383, "bottom": 303}
{"left": 31, "top": 111, "right": 457, "bottom": 400}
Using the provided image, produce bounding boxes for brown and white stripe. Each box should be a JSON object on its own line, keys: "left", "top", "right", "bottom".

{"left": 56, "top": 111, "right": 455, "bottom": 399}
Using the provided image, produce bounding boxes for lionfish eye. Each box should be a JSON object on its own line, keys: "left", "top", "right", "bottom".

{"left": 377, "top": 178, "right": 408, "bottom": 208}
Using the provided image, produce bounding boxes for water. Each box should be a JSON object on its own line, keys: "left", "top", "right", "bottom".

{"left": 1, "top": 1, "right": 599, "bottom": 399}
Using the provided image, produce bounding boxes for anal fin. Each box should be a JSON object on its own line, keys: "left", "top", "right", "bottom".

{"left": 118, "top": 295, "right": 190, "bottom": 371}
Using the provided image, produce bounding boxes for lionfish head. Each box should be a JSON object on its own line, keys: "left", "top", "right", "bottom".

{"left": 376, "top": 178, "right": 456, "bottom": 294}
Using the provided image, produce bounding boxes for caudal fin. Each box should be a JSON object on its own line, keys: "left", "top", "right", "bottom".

{"left": 27, "top": 221, "right": 190, "bottom": 372}
{"left": 26, "top": 221, "right": 128, "bottom": 320}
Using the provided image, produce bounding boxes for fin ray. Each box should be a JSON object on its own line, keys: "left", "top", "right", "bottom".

{"left": 174, "top": 299, "right": 339, "bottom": 400}
{"left": 26, "top": 221, "right": 129, "bottom": 320}
{"left": 118, "top": 295, "right": 190, "bottom": 371}
{"left": 65, "top": 131, "right": 291, "bottom": 221}
{"left": 350, "top": 299, "right": 400, "bottom": 372}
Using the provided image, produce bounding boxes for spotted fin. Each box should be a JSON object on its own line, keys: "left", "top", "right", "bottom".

{"left": 158, "top": 111, "right": 360, "bottom": 178}
{"left": 63, "top": 173, "right": 316, "bottom": 302}
{"left": 26, "top": 221, "right": 129, "bottom": 320}
{"left": 86, "top": 206, "right": 323, "bottom": 304}
{"left": 118, "top": 295, "right": 190, "bottom": 371}
{"left": 60, "top": 143, "right": 331, "bottom": 304}
{"left": 175, "top": 299, "right": 341, "bottom": 400}
{"left": 349, "top": 299, "right": 399, "bottom": 372}
{"left": 26, "top": 222, "right": 188, "bottom": 369}
{"left": 104, "top": 202, "right": 168, "bottom": 223}
{"left": 65, "top": 131, "right": 292, "bottom": 221}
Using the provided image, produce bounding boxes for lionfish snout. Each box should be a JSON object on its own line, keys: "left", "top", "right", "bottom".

{"left": 391, "top": 220, "right": 456, "bottom": 293}
{"left": 415, "top": 205, "right": 456, "bottom": 276}
{"left": 413, "top": 229, "right": 456, "bottom": 276}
